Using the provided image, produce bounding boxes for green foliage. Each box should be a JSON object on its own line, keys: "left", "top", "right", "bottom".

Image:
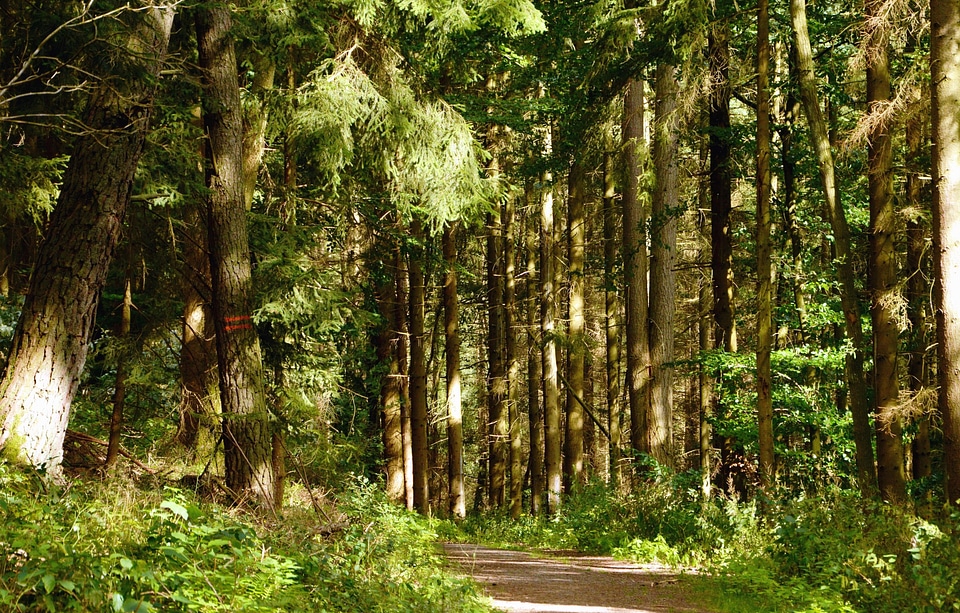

{"left": 0, "top": 465, "right": 493, "bottom": 613}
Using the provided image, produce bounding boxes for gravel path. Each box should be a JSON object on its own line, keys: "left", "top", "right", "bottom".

{"left": 443, "top": 543, "right": 717, "bottom": 613}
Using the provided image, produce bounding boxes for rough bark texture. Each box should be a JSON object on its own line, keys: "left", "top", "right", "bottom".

{"left": 487, "top": 206, "right": 508, "bottom": 508}
{"left": 648, "top": 64, "right": 678, "bottom": 468}
{"left": 931, "top": 0, "right": 960, "bottom": 505}
{"left": 0, "top": 4, "right": 174, "bottom": 472}
{"left": 196, "top": 5, "right": 275, "bottom": 507}
{"left": 866, "top": 3, "right": 906, "bottom": 502}
{"left": 408, "top": 221, "right": 430, "bottom": 514}
{"left": 791, "top": 0, "right": 877, "bottom": 494}
{"left": 541, "top": 161, "right": 562, "bottom": 514}
{"left": 756, "top": 0, "right": 775, "bottom": 487}
{"left": 602, "top": 148, "right": 622, "bottom": 487}
{"left": 621, "top": 77, "right": 649, "bottom": 455}
{"left": 564, "top": 160, "right": 586, "bottom": 488}
{"left": 525, "top": 186, "right": 544, "bottom": 514}
{"left": 442, "top": 224, "right": 465, "bottom": 518}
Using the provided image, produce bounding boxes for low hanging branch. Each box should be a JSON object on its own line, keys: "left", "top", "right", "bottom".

{"left": 557, "top": 372, "right": 611, "bottom": 442}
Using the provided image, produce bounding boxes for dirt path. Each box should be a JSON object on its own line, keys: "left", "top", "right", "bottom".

{"left": 443, "top": 543, "right": 717, "bottom": 613}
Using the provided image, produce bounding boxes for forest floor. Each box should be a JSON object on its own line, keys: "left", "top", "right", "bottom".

{"left": 443, "top": 543, "right": 718, "bottom": 613}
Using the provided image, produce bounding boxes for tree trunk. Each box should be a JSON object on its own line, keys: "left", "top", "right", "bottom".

{"left": 442, "top": 223, "right": 465, "bottom": 518}
{"left": 526, "top": 186, "right": 545, "bottom": 514}
{"left": 602, "top": 146, "right": 622, "bottom": 488}
{"left": 0, "top": 4, "right": 175, "bottom": 473}
{"left": 541, "top": 151, "right": 562, "bottom": 513}
{"left": 505, "top": 194, "right": 523, "bottom": 519}
{"left": 105, "top": 277, "right": 133, "bottom": 469}
{"left": 648, "top": 63, "right": 678, "bottom": 468}
{"left": 177, "top": 195, "right": 219, "bottom": 452}
{"left": 564, "top": 160, "right": 586, "bottom": 488}
{"left": 487, "top": 204, "right": 508, "bottom": 508}
{"left": 622, "top": 77, "right": 650, "bottom": 456}
{"left": 790, "top": 0, "right": 877, "bottom": 495}
{"left": 931, "top": 0, "right": 960, "bottom": 506}
{"left": 866, "top": 2, "right": 906, "bottom": 502}
{"left": 697, "top": 112, "right": 714, "bottom": 498}
{"left": 396, "top": 249, "right": 415, "bottom": 510}
{"left": 196, "top": 5, "right": 276, "bottom": 507}
{"left": 375, "top": 243, "right": 405, "bottom": 504}
{"left": 408, "top": 220, "right": 430, "bottom": 514}
{"left": 756, "top": 0, "right": 776, "bottom": 487}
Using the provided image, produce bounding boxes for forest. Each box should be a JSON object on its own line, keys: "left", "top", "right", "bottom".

{"left": 0, "top": 0, "right": 959, "bottom": 611}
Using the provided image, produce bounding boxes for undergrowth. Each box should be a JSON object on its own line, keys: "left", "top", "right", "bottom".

{"left": 0, "top": 464, "right": 490, "bottom": 613}
{"left": 439, "top": 475, "right": 960, "bottom": 613}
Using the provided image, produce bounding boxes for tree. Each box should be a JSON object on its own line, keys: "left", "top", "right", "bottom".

{"left": 541, "top": 138, "right": 562, "bottom": 513}
{"left": 442, "top": 222, "right": 465, "bottom": 518}
{"left": 602, "top": 145, "right": 622, "bottom": 487}
{"left": 0, "top": 3, "right": 175, "bottom": 472}
{"left": 408, "top": 220, "right": 431, "bottom": 514}
{"left": 196, "top": 4, "right": 277, "bottom": 507}
{"left": 865, "top": 0, "right": 905, "bottom": 502}
{"left": 790, "top": 0, "right": 876, "bottom": 495}
{"left": 931, "top": 0, "right": 960, "bottom": 505}
{"left": 647, "top": 63, "right": 678, "bottom": 468}
{"left": 564, "top": 159, "right": 586, "bottom": 488}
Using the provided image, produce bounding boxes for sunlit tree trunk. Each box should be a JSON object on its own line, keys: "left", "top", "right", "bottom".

{"left": 442, "top": 223, "right": 465, "bottom": 518}
{"left": 396, "top": 250, "right": 415, "bottom": 510}
{"left": 866, "top": 2, "right": 906, "bottom": 502}
{"left": 0, "top": 4, "right": 175, "bottom": 473}
{"left": 648, "top": 64, "right": 678, "bottom": 468}
{"left": 505, "top": 194, "right": 523, "bottom": 519}
{"left": 756, "top": 0, "right": 775, "bottom": 487}
{"left": 541, "top": 141, "right": 562, "bottom": 513}
{"left": 622, "top": 77, "right": 649, "bottom": 456}
{"left": 564, "top": 160, "right": 586, "bottom": 488}
{"left": 375, "top": 243, "right": 405, "bottom": 504}
{"left": 196, "top": 4, "right": 277, "bottom": 507}
{"left": 408, "top": 219, "right": 430, "bottom": 514}
{"left": 791, "top": 0, "right": 877, "bottom": 495}
{"left": 602, "top": 147, "right": 622, "bottom": 487}
{"left": 931, "top": 0, "right": 960, "bottom": 506}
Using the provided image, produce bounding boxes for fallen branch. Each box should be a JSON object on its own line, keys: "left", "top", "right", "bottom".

{"left": 65, "top": 430, "right": 157, "bottom": 474}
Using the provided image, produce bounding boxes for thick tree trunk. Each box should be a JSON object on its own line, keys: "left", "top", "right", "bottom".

{"left": 564, "top": 160, "right": 586, "bottom": 488}
{"left": 375, "top": 243, "right": 405, "bottom": 504}
{"left": 602, "top": 147, "right": 622, "bottom": 487}
{"left": 442, "top": 223, "right": 465, "bottom": 518}
{"left": 196, "top": 5, "right": 276, "bottom": 507}
{"left": 931, "top": 0, "right": 960, "bottom": 506}
{"left": 791, "top": 0, "right": 877, "bottom": 495}
{"left": 756, "top": 0, "right": 776, "bottom": 487}
{"left": 0, "top": 4, "right": 175, "bottom": 472}
{"left": 621, "top": 77, "right": 650, "bottom": 456}
{"left": 866, "top": 4, "right": 906, "bottom": 502}
{"left": 648, "top": 64, "right": 678, "bottom": 468}
{"left": 408, "top": 220, "right": 430, "bottom": 514}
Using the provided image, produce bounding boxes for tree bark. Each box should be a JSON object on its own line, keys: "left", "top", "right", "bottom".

{"left": 105, "top": 277, "right": 133, "bottom": 469}
{"left": 196, "top": 4, "right": 276, "bottom": 507}
{"left": 621, "top": 77, "right": 650, "bottom": 456}
{"left": 931, "top": 0, "right": 960, "bottom": 505}
{"left": 526, "top": 185, "right": 545, "bottom": 514}
{"left": 408, "top": 220, "right": 430, "bottom": 514}
{"left": 505, "top": 194, "right": 523, "bottom": 519}
{"left": 564, "top": 159, "right": 586, "bottom": 488}
{"left": 866, "top": 1, "right": 906, "bottom": 502}
{"left": 790, "top": 0, "right": 877, "bottom": 495}
{"left": 602, "top": 146, "right": 622, "bottom": 488}
{"left": 648, "top": 63, "right": 678, "bottom": 468}
{"left": 487, "top": 204, "right": 508, "bottom": 508}
{"left": 541, "top": 144, "right": 562, "bottom": 513}
{"left": 0, "top": 4, "right": 175, "bottom": 472}
{"left": 442, "top": 223, "right": 465, "bottom": 518}
{"left": 375, "top": 242, "right": 405, "bottom": 504}
{"left": 756, "top": 0, "right": 775, "bottom": 487}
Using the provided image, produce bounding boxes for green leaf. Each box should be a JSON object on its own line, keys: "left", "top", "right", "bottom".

{"left": 58, "top": 579, "right": 75, "bottom": 592}
{"left": 120, "top": 557, "right": 134, "bottom": 570}
{"left": 160, "top": 500, "right": 189, "bottom": 521}
{"left": 41, "top": 573, "right": 54, "bottom": 594}
{"left": 122, "top": 597, "right": 153, "bottom": 612}
{"left": 112, "top": 593, "right": 124, "bottom": 611}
